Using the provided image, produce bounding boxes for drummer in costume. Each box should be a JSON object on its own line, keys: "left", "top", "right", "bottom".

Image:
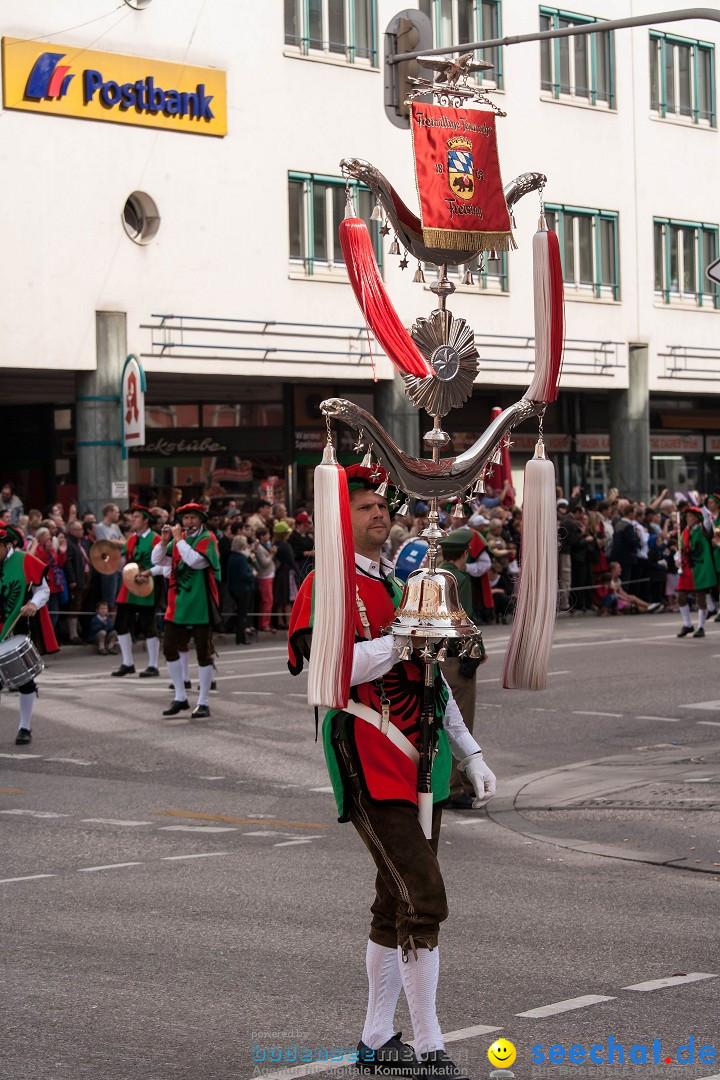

{"left": 0, "top": 523, "right": 58, "bottom": 745}
{"left": 111, "top": 506, "right": 163, "bottom": 678}
{"left": 676, "top": 504, "right": 717, "bottom": 638}
{"left": 152, "top": 503, "right": 221, "bottom": 719}
{"left": 288, "top": 465, "right": 496, "bottom": 1080}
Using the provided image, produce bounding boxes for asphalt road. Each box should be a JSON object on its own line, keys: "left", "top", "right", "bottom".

{"left": 1, "top": 611, "right": 719, "bottom": 1080}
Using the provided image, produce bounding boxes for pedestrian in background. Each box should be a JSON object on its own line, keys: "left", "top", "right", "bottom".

{"left": 227, "top": 535, "right": 256, "bottom": 645}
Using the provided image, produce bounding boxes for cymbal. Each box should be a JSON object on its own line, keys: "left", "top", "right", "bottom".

{"left": 90, "top": 540, "right": 122, "bottom": 575}
{"left": 122, "top": 561, "right": 154, "bottom": 598}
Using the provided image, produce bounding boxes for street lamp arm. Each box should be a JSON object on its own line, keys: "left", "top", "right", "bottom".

{"left": 389, "top": 8, "right": 720, "bottom": 64}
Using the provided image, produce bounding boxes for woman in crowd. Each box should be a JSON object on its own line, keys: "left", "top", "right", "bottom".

{"left": 27, "top": 525, "right": 67, "bottom": 626}
{"left": 227, "top": 535, "right": 257, "bottom": 646}
{"left": 271, "top": 521, "right": 299, "bottom": 630}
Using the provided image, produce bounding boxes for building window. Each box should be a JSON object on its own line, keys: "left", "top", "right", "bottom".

{"left": 418, "top": 1, "right": 503, "bottom": 89}
{"left": 540, "top": 7, "right": 615, "bottom": 108}
{"left": 649, "top": 32, "right": 715, "bottom": 126}
{"left": 447, "top": 252, "right": 508, "bottom": 292}
{"left": 653, "top": 218, "right": 719, "bottom": 308}
{"left": 288, "top": 174, "right": 381, "bottom": 275}
{"left": 284, "top": 0, "right": 377, "bottom": 65}
{"left": 544, "top": 205, "right": 619, "bottom": 300}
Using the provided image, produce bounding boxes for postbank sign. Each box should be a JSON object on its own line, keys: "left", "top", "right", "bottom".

{"left": 2, "top": 37, "right": 227, "bottom": 136}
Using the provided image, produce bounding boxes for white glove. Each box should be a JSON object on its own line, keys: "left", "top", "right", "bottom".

{"left": 459, "top": 752, "right": 497, "bottom": 807}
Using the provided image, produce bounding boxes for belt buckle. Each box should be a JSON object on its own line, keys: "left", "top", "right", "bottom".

{"left": 380, "top": 701, "right": 390, "bottom": 734}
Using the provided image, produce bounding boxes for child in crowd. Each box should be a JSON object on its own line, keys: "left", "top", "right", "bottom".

{"left": 607, "top": 562, "right": 662, "bottom": 615}
{"left": 88, "top": 601, "right": 119, "bottom": 655}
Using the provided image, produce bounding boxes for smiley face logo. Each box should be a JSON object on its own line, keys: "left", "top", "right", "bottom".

{"left": 488, "top": 1039, "right": 517, "bottom": 1069}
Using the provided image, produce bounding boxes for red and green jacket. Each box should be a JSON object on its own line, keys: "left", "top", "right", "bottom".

{"left": 678, "top": 524, "right": 717, "bottom": 593}
{"left": 0, "top": 549, "right": 58, "bottom": 653}
{"left": 117, "top": 530, "right": 161, "bottom": 607}
{"left": 288, "top": 568, "right": 451, "bottom": 821}
{"left": 164, "top": 530, "right": 221, "bottom": 626}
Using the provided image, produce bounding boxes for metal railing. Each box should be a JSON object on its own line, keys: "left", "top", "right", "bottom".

{"left": 658, "top": 344, "right": 720, "bottom": 381}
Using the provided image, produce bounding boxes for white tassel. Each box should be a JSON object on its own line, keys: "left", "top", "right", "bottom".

{"left": 502, "top": 443, "right": 557, "bottom": 690}
{"left": 525, "top": 221, "right": 564, "bottom": 404}
{"left": 308, "top": 444, "right": 354, "bottom": 709}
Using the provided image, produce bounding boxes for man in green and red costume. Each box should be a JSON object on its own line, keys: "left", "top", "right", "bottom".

{"left": 288, "top": 465, "right": 496, "bottom": 1080}
{"left": 676, "top": 504, "right": 717, "bottom": 638}
{"left": 0, "top": 523, "right": 58, "bottom": 745}
{"left": 152, "top": 503, "right": 220, "bottom": 719}
{"left": 111, "top": 505, "right": 164, "bottom": 679}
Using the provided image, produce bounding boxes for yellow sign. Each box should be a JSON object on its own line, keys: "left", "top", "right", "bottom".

{"left": 2, "top": 37, "right": 227, "bottom": 136}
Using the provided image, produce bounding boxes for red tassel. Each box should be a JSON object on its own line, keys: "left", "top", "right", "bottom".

{"left": 525, "top": 225, "right": 564, "bottom": 403}
{"left": 339, "top": 218, "right": 432, "bottom": 379}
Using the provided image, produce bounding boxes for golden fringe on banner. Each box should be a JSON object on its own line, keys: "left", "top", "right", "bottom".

{"left": 421, "top": 229, "right": 517, "bottom": 252}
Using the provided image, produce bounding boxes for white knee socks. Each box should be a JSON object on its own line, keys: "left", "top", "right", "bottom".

{"left": 146, "top": 637, "right": 160, "bottom": 668}
{"left": 698, "top": 608, "right": 707, "bottom": 629}
{"left": 397, "top": 946, "right": 444, "bottom": 1058}
{"left": 679, "top": 604, "right": 693, "bottom": 628}
{"left": 19, "top": 692, "right": 35, "bottom": 730}
{"left": 197, "top": 664, "right": 213, "bottom": 706}
{"left": 118, "top": 633, "right": 134, "bottom": 667}
{"left": 361, "top": 941, "right": 403, "bottom": 1050}
{"left": 180, "top": 650, "right": 190, "bottom": 683}
{"left": 167, "top": 659, "right": 188, "bottom": 702}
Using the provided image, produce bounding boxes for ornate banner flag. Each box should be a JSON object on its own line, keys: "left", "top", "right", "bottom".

{"left": 410, "top": 103, "right": 514, "bottom": 252}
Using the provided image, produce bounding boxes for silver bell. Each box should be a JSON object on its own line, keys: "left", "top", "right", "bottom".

{"left": 436, "top": 639, "right": 448, "bottom": 663}
{"left": 452, "top": 502, "right": 465, "bottom": 521}
{"left": 473, "top": 476, "right": 486, "bottom": 495}
{"left": 397, "top": 500, "right": 409, "bottom": 517}
{"left": 489, "top": 249, "right": 499, "bottom": 261}
{"left": 491, "top": 446, "right": 503, "bottom": 465}
{"left": 470, "top": 641, "right": 482, "bottom": 659}
{"left": 389, "top": 237, "right": 400, "bottom": 256}
{"left": 462, "top": 269, "right": 475, "bottom": 286}
{"left": 398, "top": 640, "right": 412, "bottom": 662}
{"left": 375, "top": 479, "right": 389, "bottom": 497}
{"left": 371, "top": 200, "right": 383, "bottom": 222}
{"left": 413, "top": 263, "right": 426, "bottom": 284}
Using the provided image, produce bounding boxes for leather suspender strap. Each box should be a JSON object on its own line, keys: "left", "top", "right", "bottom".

{"left": 349, "top": 701, "right": 420, "bottom": 766}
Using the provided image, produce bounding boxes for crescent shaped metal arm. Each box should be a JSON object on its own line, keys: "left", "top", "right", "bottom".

{"left": 321, "top": 397, "right": 545, "bottom": 499}
{"left": 340, "top": 158, "right": 547, "bottom": 268}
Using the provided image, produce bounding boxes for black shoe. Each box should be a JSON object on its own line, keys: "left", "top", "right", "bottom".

{"left": 419, "top": 1050, "right": 469, "bottom": 1079}
{"left": 15, "top": 728, "right": 32, "bottom": 746}
{"left": 210, "top": 681, "right": 217, "bottom": 692}
{"left": 356, "top": 1034, "right": 420, "bottom": 1076}
{"left": 191, "top": 704, "right": 211, "bottom": 719}
{"left": 447, "top": 793, "right": 476, "bottom": 810}
{"left": 677, "top": 626, "right": 694, "bottom": 637}
{"left": 162, "top": 699, "right": 190, "bottom": 716}
{"left": 693, "top": 627, "right": 705, "bottom": 638}
{"left": 111, "top": 664, "right": 136, "bottom": 676}
{"left": 168, "top": 681, "right": 192, "bottom": 690}
{"left": 139, "top": 666, "right": 159, "bottom": 678}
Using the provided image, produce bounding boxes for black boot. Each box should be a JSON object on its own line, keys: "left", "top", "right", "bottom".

{"left": 162, "top": 699, "right": 190, "bottom": 716}
{"left": 357, "top": 1034, "right": 420, "bottom": 1076}
{"left": 677, "top": 625, "right": 694, "bottom": 637}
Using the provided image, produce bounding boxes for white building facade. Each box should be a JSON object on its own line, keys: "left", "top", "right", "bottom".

{"left": 0, "top": 0, "right": 718, "bottom": 512}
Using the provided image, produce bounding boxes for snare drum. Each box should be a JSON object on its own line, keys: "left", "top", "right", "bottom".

{"left": 0, "top": 635, "right": 45, "bottom": 690}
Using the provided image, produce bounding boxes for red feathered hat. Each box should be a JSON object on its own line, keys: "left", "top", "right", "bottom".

{"left": 176, "top": 502, "right": 208, "bottom": 522}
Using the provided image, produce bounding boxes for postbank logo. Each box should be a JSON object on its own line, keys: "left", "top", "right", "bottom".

{"left": 447, "top": 135, "right": 475, "bottom": 200}
{"left": 2, "top": 37, "right": 227, "bottom": 136}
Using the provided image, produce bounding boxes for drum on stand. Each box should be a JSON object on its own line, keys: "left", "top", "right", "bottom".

{"left": 393, "top": 537, "right": 429, "bottom": 582}
{"left": 0, "top": 635, "right": 44, "bottom": 690}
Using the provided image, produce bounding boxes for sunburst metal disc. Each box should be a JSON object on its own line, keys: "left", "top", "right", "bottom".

{"left": 404, "top": 308, "right": 480, "bottom": 416}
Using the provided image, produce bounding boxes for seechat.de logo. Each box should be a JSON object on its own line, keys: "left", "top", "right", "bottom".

{"left": 25, "top": 52, "right": 74, "bottom": 100}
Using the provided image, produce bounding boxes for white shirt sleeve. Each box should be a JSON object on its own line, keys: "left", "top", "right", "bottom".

{"left": 151, "top": 542, "right": 170, "bottom": 567}
{"left": 350, "top": 635, "right": 397, "bottom": 686}
{"left": 465, "top": 551, "right": 491, "bottom": 577}
{"left": 30, "top": 577, "right": 50, "bottom": 612}
{"left": 176, "top": 539, "right": 210, "bottom": 569}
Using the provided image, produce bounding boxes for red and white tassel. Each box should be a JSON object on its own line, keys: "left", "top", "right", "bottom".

{"left": 339, "top": 218, "right": 432, "bottom": 379}
{"left": 307, "top": 442, "right": 356, "bottom": 710}
{"left": 524, "top": 219, "right": 564, "bottom": 404}
{"left": 502, "top": 440, "right": 557, "bottom": 690}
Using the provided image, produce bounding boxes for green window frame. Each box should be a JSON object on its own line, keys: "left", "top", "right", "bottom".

{"left": 649, "top": 31, "right": 716, "bottom": 127}
{"left": 653, "top": 217, "right": 719, "bottom": 309}
{"left": 418, "top": 0, "right": 503, "bottom": 89}
{"left": 540, "top": 7, "right": 615, "bottom": 108}
{"left": 447, "top": 252, "right": 508, "bottom": 292}
{"left": 284, "top": 0, "right": 377, "bottom": 65}
{"left": 544, "top": 205, "right": 620, "bottom": 300}
{"left": 288, "top": 173, "right": 381, "bottom": 276}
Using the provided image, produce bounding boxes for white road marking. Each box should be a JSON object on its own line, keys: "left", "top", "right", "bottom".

{"left": 444, "top": 1023, "right": 502, "bottom": 1041}
{"left": 515, "top": 994, "right": 615, "bottom": 1018}
{"left": 243, "top": 831, "right": 281, "bottom": 837}
{"left": 274, "top": 839, "right": 313, "bottom": 847}
{"left": 159, "top": 825, "right": 238, "bottom": 833}
{"left": 680, "top": 700, "right": 720, "bottom": 711}
{"left": 573, "top": 711, "right": 623, "bottom": 718}
{"left": 695, "top": 1074, "right": 720, "bottom": 1080}
{"left": 44, "top": 757, "right": 94, "bottom": 765}
{"left": 78, "top": 862, "right": 143, "bottom": 872}
{"left": 698, "top": 720, "right": 720, "bottom": 727}
{"left": 0, "top": 873, "right": 56, "bottom": 884}
{"left": 0, "top": 752, "right": 41, "bottom": 759}
{"left": 548, "top": 670, "right": 571, "bottom": 676}
{"left": 231, "top": 691, "right": 274, "bottom": 695}
{"left": 162, "top": 852, "right": 231, "bottom": 861}
{"left": 195, "top": 776, "right": 226, "bottom": 780}
{"left": 81, "top": 818, "right": 153, "bottom": 827}
{"left": 477, "top": 677, "right": 500, "bottom": 684}
{"left": 476, "top": 703, "right": 502, "bottom": 708}
{"left": 622, "top": 973, "right": 718, "bottom": 992}
{"left": 0, "top": 809, "right": 70, "bottom": 818}
{"left": 310, "top": 786, "right": 334, "bottom": 793}
{"left": 635, "top": 716, "right": 682, "bottom": 723}
{"left": 684, "top": 778, "right": 715, "bottom": 783}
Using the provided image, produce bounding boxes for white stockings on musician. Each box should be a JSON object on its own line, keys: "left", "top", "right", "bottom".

{"left": 197, "top": 664, "right": 213, "bottom": 706}
{"left": 19, "top": 692, "right": 35, "bottom": 731}
{"left": 146, "top": 637, "right": 160, "bottom": 669}
{"left": 180, "top": 650, "right": 190, "bottom": 683}
{"left": 679, "top": 605, "right": 692, "bottom": 629}
{"left": 362, "top": 941, "right": 403, "bottom": 1049}
{"left": 698, "top": 608, "right": 707, "bottom": 629}
{"left": 397, "top": 946, "right": 444, "bottom": 1058}
{"left": 167, "top": 658, "right": 188, "bottom": 702}
{"left": 118, "top": 632, "right": 134, "bottom": 667}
